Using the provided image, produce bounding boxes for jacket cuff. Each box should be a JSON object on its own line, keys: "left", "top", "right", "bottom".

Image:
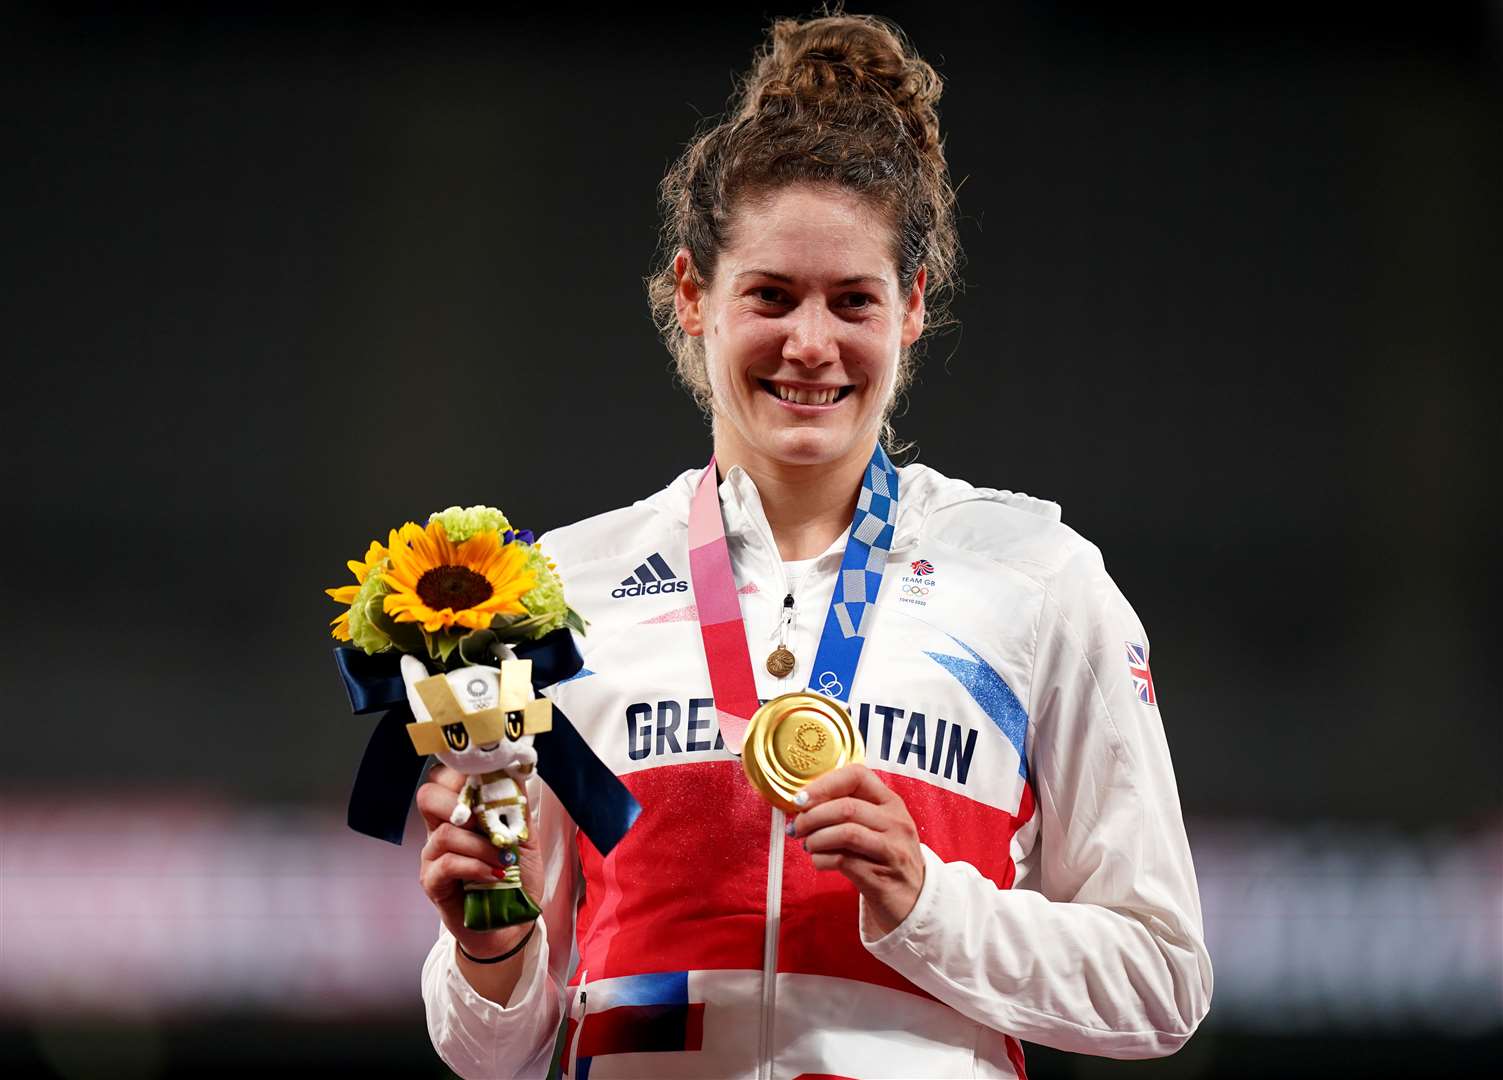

{"left": 858, "top": 843, "right": 944, "bottom": 954}
{"left": 438, "top": 919, "right": 550, "bottom": 1015}
{"left": 424, "top": 918, "right": 560, "bottom": 1079}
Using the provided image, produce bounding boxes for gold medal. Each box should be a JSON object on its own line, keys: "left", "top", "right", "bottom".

{"left": 765, "top": 646, "right": 795, "bottom": 678}
{"left": 741, "top": 691, "right": 864, "bottom": 813}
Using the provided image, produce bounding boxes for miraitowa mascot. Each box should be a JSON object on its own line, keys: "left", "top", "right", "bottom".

{"left": 400, "top": 647, "right": 552, "bottom": 930}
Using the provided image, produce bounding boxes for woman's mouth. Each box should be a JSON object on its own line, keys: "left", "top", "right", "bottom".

{"left": 758, "top": 380, "right": 854, "bottom": 408}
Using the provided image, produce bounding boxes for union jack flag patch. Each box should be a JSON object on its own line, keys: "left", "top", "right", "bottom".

{"left": 1126, "top": 641, "right": 1156, "bottom": 706}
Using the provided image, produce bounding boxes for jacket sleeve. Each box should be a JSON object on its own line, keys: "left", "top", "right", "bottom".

{"left": 420, "top": 726, "right": 583, "bottom": 1078}
{"left": 862, "top": 541, "right": 1213, "bottom": 1058}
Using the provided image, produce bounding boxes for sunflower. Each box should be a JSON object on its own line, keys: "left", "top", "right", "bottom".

{"left": 325, "top": 539, "right": 389, "bottom": 641}
{"left": 381, "top": 520, "right": 536, "bottom": 633}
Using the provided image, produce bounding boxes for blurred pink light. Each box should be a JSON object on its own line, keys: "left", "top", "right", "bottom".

{"left": 1, "top": 799, "right": 438, "bottom": 1018}
{"left": 2, "top": 802, "right": 1499, "bottom": 1032}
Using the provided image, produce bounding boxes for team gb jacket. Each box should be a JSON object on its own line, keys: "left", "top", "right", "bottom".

{"left": 421, "top": 461, "right": 1213, "bottom": 1080}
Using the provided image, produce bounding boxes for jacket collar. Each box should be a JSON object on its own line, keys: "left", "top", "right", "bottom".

{"left": 644, "top": 459, "right": 1061, "bottom": 555}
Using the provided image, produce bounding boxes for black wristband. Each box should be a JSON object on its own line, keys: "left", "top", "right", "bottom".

{"left": 457, "top": 922, "right": 536, "bottom": 965}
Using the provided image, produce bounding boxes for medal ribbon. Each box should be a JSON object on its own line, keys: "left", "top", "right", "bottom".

{"left": 687, "top": 445, "right": 900, "bottom": 753}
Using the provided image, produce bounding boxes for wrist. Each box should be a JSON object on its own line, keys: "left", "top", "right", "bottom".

{"left": 867, "top": 889, "right": 916, "bottom": 937}
{"left": 455, "top": 921, "right": 536, "bottom": 965}
{"left": 863, "top": 852, "right": 928, "bottom": 939}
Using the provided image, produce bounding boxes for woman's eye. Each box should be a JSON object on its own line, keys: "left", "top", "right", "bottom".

{"left": 753, "top": 287, "right": 785, "bottom": 304}
{"left": 842, "top": 293, "right": 873, "bottom": 309}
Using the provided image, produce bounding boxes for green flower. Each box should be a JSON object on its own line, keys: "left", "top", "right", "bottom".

{"left": 347, "top": 560, "right": 396, "bottom": 654}
{"left": 518, "top": 546, "right": 570, "bottom": 636}
{"left": 428, "top": 505, "right": 512, "bottom": 545}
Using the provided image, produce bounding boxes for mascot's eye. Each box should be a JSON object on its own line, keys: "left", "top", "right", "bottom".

{"left": 443, "top": 723, "right": 470, "bottom": 752}
{"left": 504, "top": 710, "right": 525, "bottom": 740}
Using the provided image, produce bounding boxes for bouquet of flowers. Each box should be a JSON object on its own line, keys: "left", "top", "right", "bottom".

{"left": 326, "top": 504, "right": 584, "bottom": 665}
{"left": 326, "top": 505, "right": 587, "bottom": 930}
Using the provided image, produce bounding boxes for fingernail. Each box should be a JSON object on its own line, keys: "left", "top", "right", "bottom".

{"left": 784, "top": 820, "right": 796, "bottom": 836}
{"left": 793, "top": 791, "right": 809, "bottom": 807}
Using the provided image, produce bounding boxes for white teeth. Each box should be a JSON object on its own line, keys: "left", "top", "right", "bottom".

{"left": 774, "top": 385, "right": 839, "bottom": 405}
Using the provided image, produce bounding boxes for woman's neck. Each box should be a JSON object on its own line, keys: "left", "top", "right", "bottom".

{"left": 713, "top": 431, "right": 877, "bottom": 561}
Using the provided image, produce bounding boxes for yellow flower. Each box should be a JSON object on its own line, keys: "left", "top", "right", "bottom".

{"left": 381, "top": 521, "right": 536, "bottom": 633}
{"left": 325, "top": 540, "right": 388, "bottom": 641}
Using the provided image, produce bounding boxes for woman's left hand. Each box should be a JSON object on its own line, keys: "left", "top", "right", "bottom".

{"left": 790, "top": 763, "right": 925, "bottom": 936}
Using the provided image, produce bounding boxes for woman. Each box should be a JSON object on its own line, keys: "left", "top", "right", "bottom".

{"left": 416, "top": 13, "right": 1212, "bottom": 1079}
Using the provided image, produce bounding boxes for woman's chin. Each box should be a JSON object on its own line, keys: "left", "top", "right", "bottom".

{"left": 757, "top": 426, "right": 868, "bottom": 468}
{"left": 717, "top": 398, "right": 879, "bottom": 469}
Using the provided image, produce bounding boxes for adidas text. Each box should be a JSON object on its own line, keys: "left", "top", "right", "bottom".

{"left": 612, "top": 579, "right": 689, "bottom": 598}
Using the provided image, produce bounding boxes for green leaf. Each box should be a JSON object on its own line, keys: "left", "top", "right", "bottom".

{"left": 458, "top": 628, "right": 501, "bottom": 666}
{"left": 431, "top": 631, "right": 462, "bottom": 666}
{"left": 565, "top": 607, "right": 588, "bottom": 635}
{"left": 368, "top": 600, "right": 425, "bottom": 655}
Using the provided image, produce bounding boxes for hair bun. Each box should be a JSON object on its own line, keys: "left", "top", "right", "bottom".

{"left": 738, "top": 14, "right": 943, "bottom": 157}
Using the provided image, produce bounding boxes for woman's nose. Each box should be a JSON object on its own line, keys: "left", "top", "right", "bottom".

{"left": 782, "top": 302, "right": 839, "bottom": 367}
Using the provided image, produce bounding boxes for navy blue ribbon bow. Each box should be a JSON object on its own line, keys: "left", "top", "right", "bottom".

{"left": 333, "top": 629, "right": 640, "bottom": 853}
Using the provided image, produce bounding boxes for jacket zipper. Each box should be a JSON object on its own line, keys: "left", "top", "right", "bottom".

{"left": 758, "top": 804, "right": 785, "bottom": 1080}
{"left": 756, "top": 567, "right": 830, "bottom": 1080}
{"left": 739, "top": 485, "right": 840, "bottom": 1080}
{"left": 566, "top": 970, "right": 588, "bottom": 1075}
{"left": 755, "top": 522, "right": 795, "bottom": 1080}
{"left": 756, "top": 568, "right": 791, "bottom": 1080}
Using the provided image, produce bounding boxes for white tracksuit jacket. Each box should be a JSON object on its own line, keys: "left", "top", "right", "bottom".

{"left": 421, "top": 461, "right": 1213, "bottom": 1079}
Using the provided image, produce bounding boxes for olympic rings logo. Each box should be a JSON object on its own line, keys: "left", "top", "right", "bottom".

{"left": 901, "top": 584, "right": 931, "bottom": 596}
{"left": 816, "top": 671, "right": 844, "bottom": 697}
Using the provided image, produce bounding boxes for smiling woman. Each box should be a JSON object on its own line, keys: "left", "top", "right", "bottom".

{"left": 413, "top": 12, "right": 1212, "bottom": 1080}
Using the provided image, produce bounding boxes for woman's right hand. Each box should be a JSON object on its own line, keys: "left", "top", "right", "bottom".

{"left": 416, "top": 763, "right": 544, "bottom": 962}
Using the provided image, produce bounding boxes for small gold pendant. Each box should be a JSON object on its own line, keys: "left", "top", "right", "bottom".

{"left": 766, "top": 646, "right": 796, "bottom": 678}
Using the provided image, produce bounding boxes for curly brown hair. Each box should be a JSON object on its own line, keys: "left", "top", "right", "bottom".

{"left": 646, "top": 11, "right": 961, "bottom": 450}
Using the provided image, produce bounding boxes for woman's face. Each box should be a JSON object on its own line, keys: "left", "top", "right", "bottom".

{"left": 675, "top": 184, "right": 925, "bottom": 472}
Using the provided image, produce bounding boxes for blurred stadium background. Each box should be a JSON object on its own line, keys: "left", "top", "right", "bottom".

{"left": 2, "top": 7, "right": 1498, "bottom": 1078}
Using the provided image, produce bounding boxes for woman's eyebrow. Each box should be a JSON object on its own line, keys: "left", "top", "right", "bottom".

{"left": 734, "top": 269, "right": 887, "bottom": 287}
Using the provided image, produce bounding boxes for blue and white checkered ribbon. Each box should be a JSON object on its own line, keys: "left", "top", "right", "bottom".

{"left": 809, "top": 446, "right": 899, "bottom": 704}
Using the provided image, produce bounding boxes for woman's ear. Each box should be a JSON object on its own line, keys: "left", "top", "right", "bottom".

{"left": 674, "top": 249, "right": 705, "bottom": 337}
{"left": 899, "top": 265, "right": 927, "bottom": 348}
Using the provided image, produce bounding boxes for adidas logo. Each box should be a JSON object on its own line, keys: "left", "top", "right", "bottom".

{"left": 611, "top": 552, "right": 690, "bottom": 598}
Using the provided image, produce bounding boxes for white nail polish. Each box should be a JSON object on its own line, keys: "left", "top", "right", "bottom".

{"left": 793, "top": 791, "right": 809, "bottom": 807}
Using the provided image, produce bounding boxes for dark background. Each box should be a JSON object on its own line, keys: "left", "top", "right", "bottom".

{"left": 2, "top": 5, "right": 1499, "bottom": 1078}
